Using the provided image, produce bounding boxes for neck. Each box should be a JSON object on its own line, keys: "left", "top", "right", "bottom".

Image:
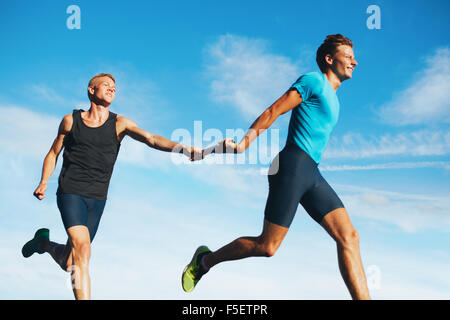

{"left": 87, "top": 101, "right": 110, "bottom": 120}
{"left": 323, "top": 69, "right": 342, "bottom": 91}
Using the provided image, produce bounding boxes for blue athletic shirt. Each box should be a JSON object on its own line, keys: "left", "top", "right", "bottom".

{"left": 286, "top": 72, "right": 340, "bottom": 164}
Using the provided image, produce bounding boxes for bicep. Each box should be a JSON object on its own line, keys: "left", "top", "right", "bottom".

{"left": 50, "top": 115, "right": 72, "bottom": 156}
{"left": 124, "top": 118, "right": 153, "bottom": 144}
{"left": 50, "top": 134, "right": 64, "bottom": 157}
{"left": 270, "top": 88, "right": 303, "bottom": 116}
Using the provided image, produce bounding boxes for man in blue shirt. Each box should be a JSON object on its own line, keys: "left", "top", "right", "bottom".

{"left": 182, "top": 34, "right": 371, "bottom": 300}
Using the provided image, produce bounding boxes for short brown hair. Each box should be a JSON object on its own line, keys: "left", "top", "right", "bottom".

{"left": 316, "top": 34, "right": 353, "bottom": 73}
{"left": 87, "top": 73, "right": 115, "bottom": 101}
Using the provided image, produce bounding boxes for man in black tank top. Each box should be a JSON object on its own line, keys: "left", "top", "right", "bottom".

{"left": 22, "top": 73, "right": 202, "bottom": 300}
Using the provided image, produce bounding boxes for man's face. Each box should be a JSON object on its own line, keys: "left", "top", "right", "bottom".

{"left": 90, "top": 76, "right": 116, "bottom": 105}
{"left": 328, "top": 45, "right": 358, "bottom": 81}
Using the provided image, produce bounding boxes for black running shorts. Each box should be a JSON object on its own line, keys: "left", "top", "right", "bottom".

{"left": 264, "top": 143, "right": 344, "bottom": 227}
{"left": 57, "top": 193, "right": 106, "bottom": 241}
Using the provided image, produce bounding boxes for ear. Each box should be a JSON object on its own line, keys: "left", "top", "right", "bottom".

{"left": 88, "top": 86, "right": 95, "bottom": 95}
{"left": 324, "top": 53, "right": 334, "bottom": 67}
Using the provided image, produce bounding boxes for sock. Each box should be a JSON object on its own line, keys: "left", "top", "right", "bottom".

{"left": 38, "top": 239, "right": 49, "bottom": 252}
{"left": 48, "top": 243, "right": 70, "bottom": 270}
{"left": 199, "top": 252, "right": 210, "bottom": 274}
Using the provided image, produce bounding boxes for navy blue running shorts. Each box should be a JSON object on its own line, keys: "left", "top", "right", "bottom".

{"left": 264, "top": 143, "right": 344, "bottom": 227}
{"left": 57, "top": 193, "right": 106, "bottom": 242}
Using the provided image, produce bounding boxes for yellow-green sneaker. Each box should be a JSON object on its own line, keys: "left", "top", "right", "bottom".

{"left": 182, "top": 246, "right": 211, "bottom": 292}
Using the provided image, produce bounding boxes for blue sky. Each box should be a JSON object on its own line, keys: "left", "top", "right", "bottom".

{"left": 0, "top": 0, "right": 449, "bottom": 299}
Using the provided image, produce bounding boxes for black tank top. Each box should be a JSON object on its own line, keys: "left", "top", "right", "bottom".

{"left": 57, "top": 109, "right": 121, "bottom": 200}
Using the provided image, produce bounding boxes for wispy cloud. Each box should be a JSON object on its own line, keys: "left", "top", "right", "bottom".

{"left": 102, "top": 64, "right": 167, "bottom": 128}
{"left": 204, "top": 34, "right": 301, "bottom": 119}
{"left": 30, "top": 84, "right": 89, "bottom": 110}
{"left": 0, "top": 105, "right": 60, "bottom": 160}
{"left": 378, "top": 47, "right": 450, "bottom": 125}
{"left": 335, "top": 184, "right": 450, "bottom": 233}
{"left": 27, "top": 64, "right": 169, "bottom": 130}
{"left": 324, "top": 129, "right": 450, "bottom": 159}
{"left": 116, "top": 137, "right": 173, "bottom": 171}
{"left": 30, "top": 84, "right": 67, "bottom": 105}
{"left": 320, "top": 161, "right": 450, "bottom": 171}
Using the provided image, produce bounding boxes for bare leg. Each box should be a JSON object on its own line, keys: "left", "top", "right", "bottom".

{"left": 66, "top": 225, "right": 91, "bottom": 300}
{"left": 203, "top": 219, "right": 289, "bottom": 269}
{"left": 320, "top": 208, "right": 371, "bottom": 300}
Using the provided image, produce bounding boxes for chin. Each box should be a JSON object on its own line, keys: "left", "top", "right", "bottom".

{"left": 343, "top": 72, "right": 353, "bottom": 80}
{"left": 104, "top": 97, "right": 114, "bottom": 104}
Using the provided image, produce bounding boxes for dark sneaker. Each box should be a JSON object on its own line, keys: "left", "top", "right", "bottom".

{"left": 22, "top": 228, "right": 49, "bottom": 258}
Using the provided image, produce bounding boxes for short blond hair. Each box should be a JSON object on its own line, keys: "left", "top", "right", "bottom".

{"left": 87, "top": 73, "right": 115, "bottom": 101}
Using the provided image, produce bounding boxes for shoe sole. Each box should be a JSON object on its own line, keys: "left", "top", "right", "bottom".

{"left": 181, "top": 246, "right": 209, "bottom": 292}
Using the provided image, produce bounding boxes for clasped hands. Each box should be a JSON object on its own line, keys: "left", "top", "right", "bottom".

{"left": 182, "top": 138, "right": 242, "bottom": 161}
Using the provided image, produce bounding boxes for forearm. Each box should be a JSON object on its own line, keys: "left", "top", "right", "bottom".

{"left": 40, "top": 152, "right": 57, "bottom": 184}
{"left": 147, "top": 134, "right": 188, "bottom": 153}
{"left": 238, "top": 108, "right": 277, "bottom": 152}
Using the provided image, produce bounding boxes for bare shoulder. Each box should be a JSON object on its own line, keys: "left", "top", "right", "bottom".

{"left": 116, "top": 115, "right": 138, "bottom": 128}
{"left": 59, "top": 113, "right": 74, "bottom": 134}
{"left": 116, "top": 115, "right": 140, "bottom": 141}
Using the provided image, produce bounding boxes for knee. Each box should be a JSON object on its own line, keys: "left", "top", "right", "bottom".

{"left": 337, "top": 229, "right": 360, "bottom": 248}
{"left": 264, "top": 247, "right": 277, "bottom": 258}
{"left": 258, "top": 241, "right": 279, "bottom": 258}
{"left": 72, "top": 241, "right": 91, "bottom": 265}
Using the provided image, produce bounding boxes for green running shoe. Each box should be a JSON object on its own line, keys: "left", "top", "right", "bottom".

{"left": 182, "top": 245, "right": 211, "bottom": 292}
{"left": 22, "top": 228, "right": 49, "bottom": 258}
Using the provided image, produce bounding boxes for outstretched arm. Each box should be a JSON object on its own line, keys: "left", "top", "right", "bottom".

{"left": 208, "top": 88, "right": 303, "bottom": 155}
{"left": 119, "top": 116, "right": 203, "bottom": 160}
{"left": 33, "top": 114, "right": 72, "bottom": 200}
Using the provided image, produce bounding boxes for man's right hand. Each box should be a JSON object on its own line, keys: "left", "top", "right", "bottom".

{"left": 33, "top": 183, "right": 47, "bottom": 200}
{"left": 216, "top": 138, "right": 241, "bottom": 154}
{"left": 201, "top": 138, "right": 241, "bottom": 159}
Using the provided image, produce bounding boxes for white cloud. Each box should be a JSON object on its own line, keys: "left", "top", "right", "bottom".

{"left": 378, "top": 47, "right": 450, "bottom": 125}
{"left": 105, "top": 67, "right": 165, "bottom": 127}
{"left": 186, "top": 163, "right": 267, "bottom": 197}
{"left": 359, "top": 244, "right": 450, "bottom": 299}
{"left": 31, "top": 84, "right": 68, "bottom": 105}
{"left": 359, "top": 193, "right": 391, "bottom": 206}
{"left": 115, "top": 136, "right": 173, "bottom": 171}
{"left": 204, "top": 34, "right": 301, "bottom": 119}
{"left": 30, "top": 84, "right": 89, "bottom": 109}
{"left": 335, "top": 184, "right": 450, "bottom": 233}
{"left": 0, "top": 105, "right": 60, "bottom": 160}
{"left": 320, "top": 161, "right": 450, "bottom": 171}
{"left": 324, "top": 129, "right": 450, "bottom": 159}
